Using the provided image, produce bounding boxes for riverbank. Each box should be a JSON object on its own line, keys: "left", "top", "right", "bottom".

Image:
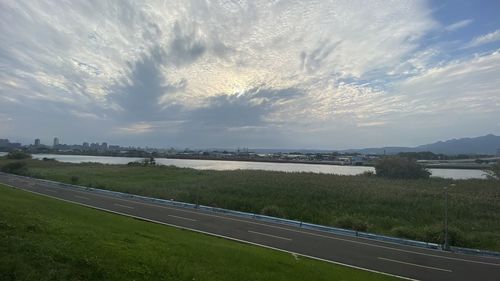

{"left": 1, "top": 157, "right": 499, "bottom": 251}
{"left": 29, "top": 153, "right": 487, "bottom": 179}
{"left": 28, "top": 150, "right": 493, "bottom": 169}
{"left": 164, "top": 155, "right": 494, "bottom": 170}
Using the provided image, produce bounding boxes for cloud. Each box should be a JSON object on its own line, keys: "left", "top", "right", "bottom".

{"left": 300, "top": 41, "right": 341, "bottom": 73}
{"left": 1, "top": 1, "right": 437, "bottom": 106}
{"left": 187, "top": 87, "right": 303, "bottom": 128}
{"left": 357, "top": 121, "right": 387, "bottom": 128}
{"left": 466, "top": 29, "right": 500, "bottom": 48}
{"left": 394, "top": 50, "right": 500, "bottom": 116}
{"left": 168, "top": 21, "right": 207, "bottom": 66}
{"left": 444, "top": 19, "right": 473, "bottom": 32}
{"left": 109, "top": 47, "right": 186, "bottom": 122}
{"left": 115, "top": 119, "right": 190, "bottom": 135}
{"left": 116, "top": 122, "right": 154, "bottom": 134}
{"left": 1, "top": 1, "right": 499, "bottom": 148}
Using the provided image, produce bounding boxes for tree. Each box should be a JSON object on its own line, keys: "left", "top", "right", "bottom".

{"left": 375, "top": 157, "right": 431, "bottom": 179}
{"left": 483, "top": 161, "right": 500, "bottom": 181}
{"left": 6, "top": 151, "right": 31, "bottom": 160}
{"left": 142, "top": 157, "right": 156, "bottom": 166}
{"left": 127, "top": 157, "right": 156, "bottom": 166}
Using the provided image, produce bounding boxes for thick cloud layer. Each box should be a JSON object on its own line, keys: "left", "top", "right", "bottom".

{"left": 1, "top": 0, "right": 499, "bottom": 148}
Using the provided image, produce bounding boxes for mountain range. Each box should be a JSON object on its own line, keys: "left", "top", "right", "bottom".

{"left": 341, "top": 134, "right": 500, "bottom": 155}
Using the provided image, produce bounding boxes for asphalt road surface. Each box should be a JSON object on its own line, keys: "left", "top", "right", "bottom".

{"left": 1, "top": 172, "right": 499, "bottom": 281}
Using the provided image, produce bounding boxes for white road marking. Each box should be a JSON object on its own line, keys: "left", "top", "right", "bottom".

{"left": 106, "top": 197, "right": 500, "bottom": 267}
{"left": 74, "top": 195, "right": 89, "bottom": 200}
{"left": 1, "top": 185, "right": 418, "bottom": 281}
{"left": 3, "top": 174, "right": 500, "bottom": 267}
{"left": 168, "top": 214, "right": 197, "bottom": 222}
{"left": 248, "top": 230, "right": 292, "bottom": 241}
{"left": 378, "top": 257, "right": 452, "bottom": 273}
{"left": 113, "top": 203, "right": 134, "bottom": 209}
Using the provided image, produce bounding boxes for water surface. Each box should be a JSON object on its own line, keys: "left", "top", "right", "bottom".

{"left": 31, "top": 154, "right": 486, "bottom": 179}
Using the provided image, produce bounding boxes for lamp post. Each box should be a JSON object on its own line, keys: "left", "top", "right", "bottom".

{"left": 443, "top": 183, "right": 456, "bottom": 251}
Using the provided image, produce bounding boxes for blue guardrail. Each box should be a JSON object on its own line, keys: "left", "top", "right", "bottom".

{"left": 7, "top": 172, "right": 500, "bottom": 259}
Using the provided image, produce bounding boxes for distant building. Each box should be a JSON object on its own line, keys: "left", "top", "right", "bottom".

{"left": 83, "top": 142, "right": 89, "bottom": 149}
{"left": 90, "top": 143, "right": 99, "bottom": 150}
{"left": 0, "top": 139, "right": 10, "bottom": 148}
{"left": 101, "top": 142, "right": 108, "bottom": 150}
{"left": 53, "top": 137, "right": 59, "bottom": 147}
{"left": 0, "top": 139, "right": 21, "bottom": 150}
{"left": 35, "top": 139, "right": 41, "bottom": 146}
{"left": 497, "top": 148, "right": 500, "bottom": 157}
{"left": 108, "top": 145, "right": 120, "bottom": 151}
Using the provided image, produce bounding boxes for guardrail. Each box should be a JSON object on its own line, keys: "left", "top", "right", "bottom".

{"left": 3, "top": 172, "right": 500, "bottom": 259}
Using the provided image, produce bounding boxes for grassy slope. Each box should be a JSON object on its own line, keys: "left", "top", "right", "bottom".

{"left": 2, "top": 157, "right": 500, "bottom": 251}
{"left": 0, "top": 185, "right": 398, "bottom": 281}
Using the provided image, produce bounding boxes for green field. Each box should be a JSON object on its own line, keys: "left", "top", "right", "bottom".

{"left": 0, "top": 185, "right": 399, "bottom": 281}
{"left": 1, "top": 157, "right": 500, "bottom": 251}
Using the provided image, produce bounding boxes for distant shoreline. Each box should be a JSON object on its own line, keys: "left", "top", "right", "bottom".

{"left": 29, "top": 152, "right": 491, "bottom": 170}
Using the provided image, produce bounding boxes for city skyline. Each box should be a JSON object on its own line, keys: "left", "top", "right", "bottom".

{"left": 1, "top": 133, "right": 496, "bottom": 155}
{"left": 1, "top": 1, "right": 500, "bottom": 149}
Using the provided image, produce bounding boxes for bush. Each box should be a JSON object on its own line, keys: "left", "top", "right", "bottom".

{"left": 483, "top": 161, "right": 500, "bottom": 181}
{"left": 142, "top": 157, "right": 156, "bottom": 166}
{"left": 375, "top": 157, "right": 430, "bottom": 179}
{"left": 6, "top": 151, "right": 31, "bottom": 160}
{"left": 335, "top": 215, "right": 369, "bottom": 232}
{"left": 70, "top": 176, "right": 80, "bottom": 184}
{"left": 361, "top": 171, "right": 375, "bottom": 177}
{"left": 260, "top": 205, "right": 285, "bottom": 217}
{"left": 1, "top": 161, "right": 27, "bottom": 174}
{"left": 127, "top": 157, "right": 156, "bottom": 166}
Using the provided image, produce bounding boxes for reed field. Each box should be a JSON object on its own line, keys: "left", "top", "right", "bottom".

{"left": 1, "top": 157, "right": 499, "bottom": 251}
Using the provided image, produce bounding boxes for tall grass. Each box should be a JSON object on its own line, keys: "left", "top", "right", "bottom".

{"left": 2, "top": 158, "right": 499, "bottom": 251}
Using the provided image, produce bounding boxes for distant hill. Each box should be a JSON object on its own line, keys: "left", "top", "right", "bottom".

{"left": 341, "top": 134, "right": 500, "bottom": 155}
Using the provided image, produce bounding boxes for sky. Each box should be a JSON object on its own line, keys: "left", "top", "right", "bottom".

{"left": 1, "top": 0, "right": 499, "bottom": 150}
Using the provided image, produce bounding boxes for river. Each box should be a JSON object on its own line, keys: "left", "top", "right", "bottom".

{"left": 27, "top": 153, "right": 486, "bottom": 179}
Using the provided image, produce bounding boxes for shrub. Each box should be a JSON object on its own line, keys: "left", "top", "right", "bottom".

{"left": 375, "top": 157, "right": 430, "bottom": 179}
{"left": 260, "top": 205, "right": 285, "bottom": 217}
{"left": 1, "top": 161, "right": 27, "bottom": 174}
{"left": 390, "top": 226, "right": 416, "bottom": 239}
{"left": 70, "top": 176, "right": 80, "bottom": 184}
{"left": 335, "top": 215, "right": 369, "bottom": 232}
{"left": 361, "top": 171, "right": 375, "bottom": 177}
{"left": 127, "top": 157, "right": 156, "bottom": 166}
{"left": 6, "top": 151, "right": 31, "bottom": 160}
{"left": 483, "top": 161, "right": 500, "bottom": 181}
{"left": 142, "top": 157, "right": 156, "bottom": 166}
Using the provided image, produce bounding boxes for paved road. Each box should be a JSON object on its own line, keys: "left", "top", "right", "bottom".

{"left": 1, "top": 172, "right": 499, "bottom": 281}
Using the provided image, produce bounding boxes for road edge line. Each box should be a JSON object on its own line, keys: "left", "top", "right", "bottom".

{"left": 1, "top": 184, "right": 418, "bottom": 281}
